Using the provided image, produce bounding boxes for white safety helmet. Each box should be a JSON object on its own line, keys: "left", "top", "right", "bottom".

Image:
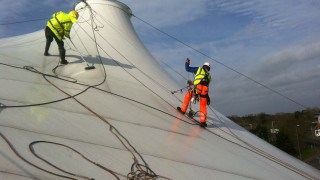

{"left": 203, "top": 62, "right": 211, "bottom": 71}
{"left": 203, "top": 62, "right": 210, "bottom": 67}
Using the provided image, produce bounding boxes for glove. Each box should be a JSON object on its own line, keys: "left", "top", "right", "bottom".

{"left": 207, "top": 95, "right": 210, "bottom": 105}
{"left": 186, "top": 58, "right": 190, "bottom": 64}
{"left": 187, "top": 80, "right": 193, "bottom": 86}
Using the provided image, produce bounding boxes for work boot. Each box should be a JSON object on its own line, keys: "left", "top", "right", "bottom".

{"left": 177, "top": 107, "right": 185, "bottom": 114}
{"left": 188, "top": 110, "right": 195, "bottom": 118}
{"left": 59, "top": 49, "right": 68, "bottom": 64}
{"left": 200, "top": 122, "right": 207, "bottom": 128}
{"left": 44, "top": 41, "right": 51, "bottom": 56}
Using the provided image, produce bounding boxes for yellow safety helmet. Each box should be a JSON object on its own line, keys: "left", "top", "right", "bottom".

{"left": 68, "top": 10, "right": 79, "bottom": 23}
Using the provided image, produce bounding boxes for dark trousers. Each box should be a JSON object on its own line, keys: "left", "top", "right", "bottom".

{"left": 45, "top": 26, "right": 65, "bottom": 51}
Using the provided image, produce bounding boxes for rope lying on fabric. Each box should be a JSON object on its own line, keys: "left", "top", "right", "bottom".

{"left": 0, "top": 1, "right": 316, "bottom": 179}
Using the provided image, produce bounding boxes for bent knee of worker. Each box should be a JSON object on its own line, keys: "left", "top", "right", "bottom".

{"left": 46, "top": 35, "right": 54, "bottom": 42}
{"left": 58, "top": 47, "right": 65, "bottom": 51}
{"left": 57, "top": 42, "right": 65, "bottom": 50}
{"left": 46, "top": 39, "right": 53, "bottom": 45}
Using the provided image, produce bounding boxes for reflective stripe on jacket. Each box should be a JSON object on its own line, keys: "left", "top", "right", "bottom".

{"left": 193, "top": 67, "right": 211, "bottom": 85}
{"left": 47, "top": 11, "right": 73, "bottom": 41}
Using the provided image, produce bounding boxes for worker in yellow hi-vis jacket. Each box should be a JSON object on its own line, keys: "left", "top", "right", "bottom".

{"left": 44, "top": 10, "right": 79, "bottom": 64}
{"left": 177, "top": 58, "right": 212, "bottom": 128}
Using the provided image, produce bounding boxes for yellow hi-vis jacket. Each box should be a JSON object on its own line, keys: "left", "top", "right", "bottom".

{"left": 193, "top": 67, "right": 211, "bottom": 85}
{"left": 47, "top": 11, "right": 73, "bottom": 41}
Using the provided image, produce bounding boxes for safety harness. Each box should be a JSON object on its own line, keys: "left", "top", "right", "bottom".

{"left": 193, "top": 67, "right": 211, "bottom": 86}
{"left": 193, "top": 67, "right": 211, "bottom": 101}
{"left": 48, "top": 12, "right": 72, "bottom": 40}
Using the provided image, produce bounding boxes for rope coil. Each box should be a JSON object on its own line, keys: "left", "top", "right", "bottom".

{"left": 127, "top": 163, "right": 158, "bottom": 180}
{"left": 0, "top": 1, "right": 315, "bottom": 180}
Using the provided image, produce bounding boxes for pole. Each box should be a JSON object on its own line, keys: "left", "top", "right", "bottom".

{"left": 295, "top": 125, "right": 301, "bottom": 159}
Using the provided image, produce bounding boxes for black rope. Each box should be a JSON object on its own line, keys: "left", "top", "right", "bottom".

{"left": 0, "top": 2, "right": 315, "bottom": 179}
{"left": 132, "top": 15, "right": 308, "bottom": 110}
{"left": 160, "top": 55, "right": 317, "bottom": 179}
{"left": 0, "top": 18, "right": 49, "bottom": 26}
{"left": 0, "top": 132, "right": 76, "bottom": 180}
{"left": 159, "top": 59, "right": 188, "bottom": 81}
{"left": 29, "top": 141, "right": 120, "bottom": 179}
{"left": 0, "top": 48, "right": 315, "bottom": 180}
{"left": 0, "top": 3, "right": 310, "bottom": 110}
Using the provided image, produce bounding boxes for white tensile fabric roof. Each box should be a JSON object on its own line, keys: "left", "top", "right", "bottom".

{"left": 0, "top": 0, "right": 319, "bottom": 179}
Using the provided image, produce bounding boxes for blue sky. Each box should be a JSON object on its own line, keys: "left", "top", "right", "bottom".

{"left": 0, "top": 0, "right": 319, "bottom": 116}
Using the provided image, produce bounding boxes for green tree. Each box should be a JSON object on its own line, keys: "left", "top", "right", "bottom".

{"left": 294, "top": 111, "right": 301, "bottom": 119}
{"left": 259, "top": 113, "right": 268, "bottom": 125}
{"left": 250, "top": 124, "right": 270, "bottom": 141}
{"left": 275, "top": 130, "right": 297, "bottom": 155}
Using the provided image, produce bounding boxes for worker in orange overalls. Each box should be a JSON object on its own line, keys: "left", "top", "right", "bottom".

{"left": 44, "top": 10, "right": 79, "bottom": 64}
{"left": 177, "top": 58, "right": 211, "bottom": 127}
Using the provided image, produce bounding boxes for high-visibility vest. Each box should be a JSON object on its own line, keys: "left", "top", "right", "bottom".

{"left": 193, "top": 67, "right": 211, "bottom": 85}
{"left": 47, "top": 11, "right": 73, "bottom": 41}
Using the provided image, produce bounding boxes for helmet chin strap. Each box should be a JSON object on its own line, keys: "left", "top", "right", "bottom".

{"left": 203, "top": 65, "right": 210, "bottom": 72}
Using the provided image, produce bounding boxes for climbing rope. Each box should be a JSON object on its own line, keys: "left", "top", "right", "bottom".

{"left": 0, "top": 2, "right": 169, "bottom": 179}
{"left": 127, "top": 162, "right": 158, "bottom": 180}
{"left": 170, "top": 80, "right": 193, "bottom": 94}
{"left": 132, "top": 14, "right": 308, "bottom": 110}
{"left": 0, "top": 1, "right": 316, "bottom": 179}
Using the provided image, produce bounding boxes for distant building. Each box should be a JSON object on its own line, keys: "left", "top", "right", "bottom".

{"left": 270, "top": 121, "right": 279, "bottom": 134}
{"left": 316, "top": 113, "right": 320, "bottom": 123}
{"left": 314, "top": 113, "right": 320, "bottom": 137}
{"left": 270, "top": 129, "right": 279, "bottom": 134}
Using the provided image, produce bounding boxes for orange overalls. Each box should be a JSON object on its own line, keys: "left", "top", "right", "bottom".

{"left": 180, "top": 67, "right": 210, "bottom": 123}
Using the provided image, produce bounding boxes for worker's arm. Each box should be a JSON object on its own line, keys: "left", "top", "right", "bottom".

{"left": 64, "top": 23, "right": 73, "bottom": 39}
{"left": 185, "top": 58, "right": 198, "bottom": 73}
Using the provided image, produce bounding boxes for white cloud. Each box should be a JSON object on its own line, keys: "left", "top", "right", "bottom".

{"left": 208, "top": 0, "right": 320, "bottom": 42}
{"left": 215, "top": 41, "right": 320, "bottom": 115}
{"left": 253, "top": 42, "right": 320, "bottom": 81}
{"left": 209, "top": 0, "right": 320, "bottom": 29}
{"left": 191, "top": 38, "right": 320, "bottom": 115}
{"left": 2, "top": 0, "right": 318, "bottom": 115}
{"left": 121, "top": 0, "right": 209, "bottom": 27}
{"left": 0, "top": 0, "right": 75, "bottom": 38}
{"left": 0, "top": 0, "right": 28, "bottom": 20}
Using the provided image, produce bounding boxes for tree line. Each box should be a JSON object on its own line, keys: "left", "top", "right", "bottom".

{"left": 228, "top": 107, "right": 320, "bottom": 161}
